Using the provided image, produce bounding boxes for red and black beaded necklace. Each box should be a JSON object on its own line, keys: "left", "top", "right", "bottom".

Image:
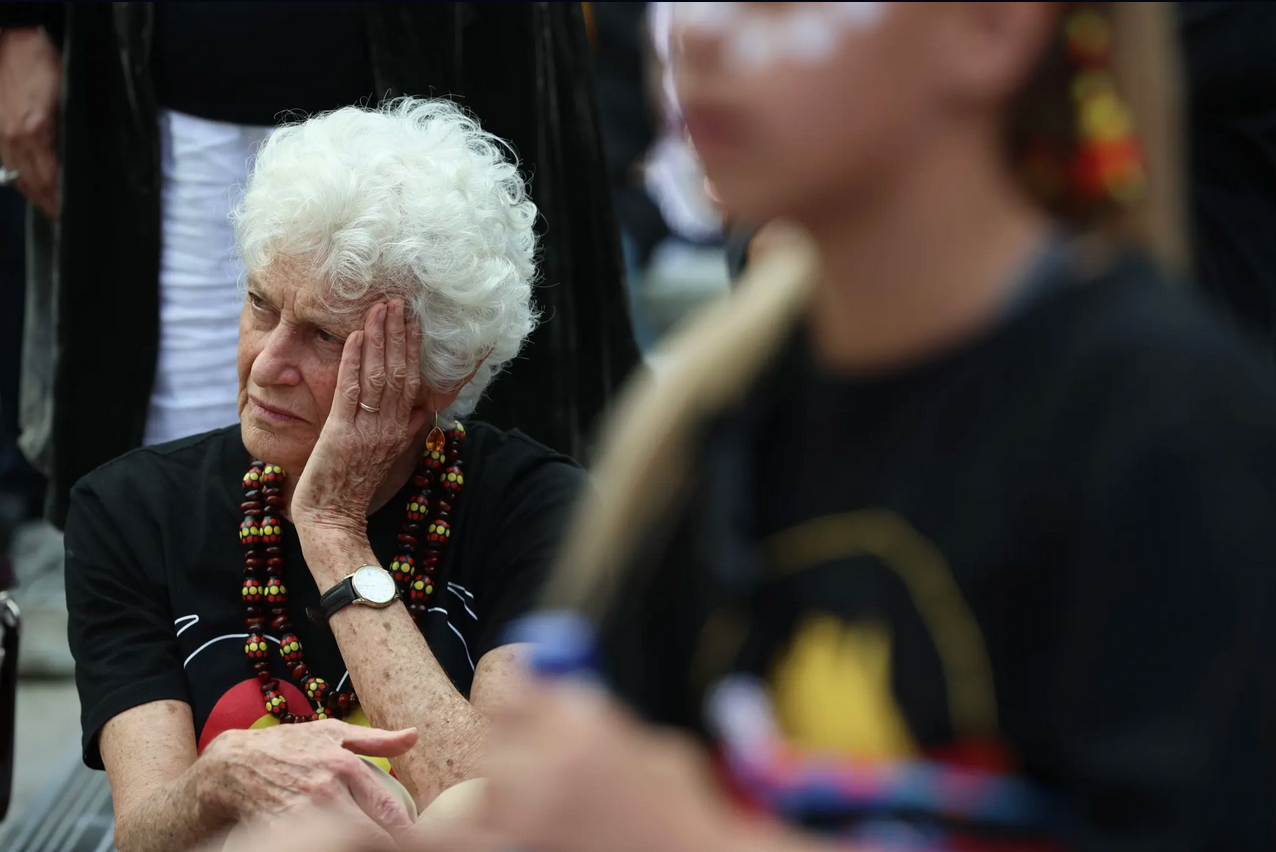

{"left": 237, "top": 423, "right": 467, "bottom": 723}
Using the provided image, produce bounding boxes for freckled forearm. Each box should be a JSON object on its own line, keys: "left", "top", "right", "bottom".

{"left": 298, "top": 527, "right": 489, "bottom": 804}
{"left": 330, "top": 599, "right": 490, "bottom": 804}
{"left": 112, "top": 761, "right": 230, "bottom": 852}
{"left": 296, "top": 527, "right": 380, "bottom": 591}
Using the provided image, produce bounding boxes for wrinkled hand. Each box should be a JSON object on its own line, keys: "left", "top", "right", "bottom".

{"left": 0, "top": 27, "right": 60, "bottom": 217}
{"left": 202, "top": 719, "right": 418, "bottom": 845}
{"left": 292, "top": 299, "right": 429, "bottom": 536}
{"left": 473, "top": 683, "right": 741, "bottom": 852}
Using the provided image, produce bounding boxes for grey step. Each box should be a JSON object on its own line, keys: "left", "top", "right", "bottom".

{"left": 0, "top": 758, "right": 114, "bottom": 852}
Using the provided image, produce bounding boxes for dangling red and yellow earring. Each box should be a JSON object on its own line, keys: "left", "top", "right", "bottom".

{"left": 425, "top": 411, "right": 445, "bottom": 453}
{"left": 1064, "top": 3, "right": 1145, "bottom": 207}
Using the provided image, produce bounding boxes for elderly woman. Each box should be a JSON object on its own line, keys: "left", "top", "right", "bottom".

{"left": 63, "top": 98, "right": 584, "bottom": 852}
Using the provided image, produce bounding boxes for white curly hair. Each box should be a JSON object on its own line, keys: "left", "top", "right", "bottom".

{"left": 231, "top": 97, "right": 540, "bottom": 421}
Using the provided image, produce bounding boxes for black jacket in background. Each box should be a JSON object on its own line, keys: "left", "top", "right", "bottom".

{"left": 591, "top": 1, "right": 669, "bottom": 267}
{"left": 0, "top": 2, "right": 638, "bottom": 527}
{"left": 1180, "top": 2, "right": 1276, "bottom": 370}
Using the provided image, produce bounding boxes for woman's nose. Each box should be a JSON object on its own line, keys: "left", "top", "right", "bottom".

{"left": 251, "top": 325, "right": 304, "bottom": 387}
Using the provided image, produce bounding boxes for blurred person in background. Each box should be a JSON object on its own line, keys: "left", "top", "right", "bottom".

{"left": 592, "top": 1, "right": 670, "bottom": 351}
{"left": 0, "top": 2, "right": 635, "bottom": 529}
{"left": 0, "top": 185, "right": 26, "bottom": 674}
{"left": 0, "top": 2, "right": 635, "bottom": 675}
{"left": 0, "top": 148, "right": 57, "bottom": 675}
{"left": 594, "top": 1, "right": 731, "bottom": 354}
{"left": 423, "top": 3, "right": 1271, "bottom": 852}
{"left": 0, "top": 189, "right": 41, "bottom": 529}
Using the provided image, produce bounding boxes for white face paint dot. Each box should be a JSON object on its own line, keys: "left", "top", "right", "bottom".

{"left": 729, "top": 17, "right": 780, "bottom": 73}
{"left": 831, "top": 2, "right": 886, "bottom": 28}
{"left": 785, "top": 9, "right": 840, "bottom": 65}
{"left": 675, "top": 1, "right": 741, "bottom": 33}
{"left": 676, "top": 1, "right": 889, "bottom": 77}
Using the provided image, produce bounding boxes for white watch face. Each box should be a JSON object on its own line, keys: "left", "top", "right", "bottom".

{"left": 351, "top": 566, "right": 397, "bottom": 605}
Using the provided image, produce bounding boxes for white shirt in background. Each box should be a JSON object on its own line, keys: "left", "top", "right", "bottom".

{"left": 143, "top": 109, "right": 273, "bottom": 447}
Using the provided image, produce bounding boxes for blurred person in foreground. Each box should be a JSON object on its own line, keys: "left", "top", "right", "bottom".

{"left": 406, "top": 2, "right": 1271, "bottom": 851}
{"left": 594, "top": 1, "right": 732, "bottom": 355}
{"left": 63, "top": 98, "right": 586, "bottom": 852}
{"left": 0, "top": 3, "right": 634, "bottom": 530}
{"left": 728, "top": 3, "right": 1276, "bottom": 359}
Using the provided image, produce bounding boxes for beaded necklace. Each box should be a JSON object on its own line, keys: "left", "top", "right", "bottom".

{"left": 238, "top": 423, "right": 467, "bottom": 723}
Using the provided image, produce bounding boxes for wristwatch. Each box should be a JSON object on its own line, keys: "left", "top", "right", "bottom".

{"left": 318, "top": 565, "right": 399, "bottom": 621}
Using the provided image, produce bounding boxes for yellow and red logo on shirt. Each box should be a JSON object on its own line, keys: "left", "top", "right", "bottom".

{"left": 197, "top": 678, "right": 392, "bottom": 773}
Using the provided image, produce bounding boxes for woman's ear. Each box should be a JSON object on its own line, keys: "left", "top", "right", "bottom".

{"left": 415, "top": 358, "right": 487, "bottom": 421}
{"left": 407, "top": 405, "right": 434, "bottom": 438}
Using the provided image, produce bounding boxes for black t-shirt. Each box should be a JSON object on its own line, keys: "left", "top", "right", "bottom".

{"left": 153, "top": 3, "right": 376, "bottom": 126}
{"left": 602, "top": 252, "right": 1276, "bottom": 849}
{"left": 66, "top": 422, "right": 584, "bottom": 769}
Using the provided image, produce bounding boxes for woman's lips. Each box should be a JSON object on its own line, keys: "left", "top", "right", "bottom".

{"left": 249, "top": 397, "right": 304, "bottom": 423}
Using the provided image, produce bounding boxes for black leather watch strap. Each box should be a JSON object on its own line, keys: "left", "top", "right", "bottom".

{"left": 318, "top": 576, "right": 358, "bottom": 622}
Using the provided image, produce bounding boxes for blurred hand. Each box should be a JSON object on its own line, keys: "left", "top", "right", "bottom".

{"left": 0, "top": 27, "right": 60, "bottom": 217}
{"left": 206, "top": 806, "right": 397, "bottom": 852}
{"left": 407, "top": 778, "right": 508, "bottom": 852}
{"left": 476, "top": 682, "right": 741, "bottom": 852}
{"left": 746, "top": 220, "right": 807, "bottom": 267}
{"left": 201, "top": 720, "right": 419, "bottom": 845}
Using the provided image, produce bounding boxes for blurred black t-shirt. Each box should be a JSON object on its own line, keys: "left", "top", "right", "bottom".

{"left": 602, "top": 248, "right": 1276, "bottom": 849}
{"left": 1181, "top": 2, "right": 1276, "bottom": 367}
{"left": 153, "top": 2, "right": 375, "bottom": 125}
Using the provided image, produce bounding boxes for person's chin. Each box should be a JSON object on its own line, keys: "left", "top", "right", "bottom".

{"left": 241, "top": 418, "right": 311, "bottom": 468}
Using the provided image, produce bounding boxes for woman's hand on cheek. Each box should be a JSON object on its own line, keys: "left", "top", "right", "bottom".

{"left": 477, "top": 683, "right": 741, "bottom": 852}
{"left": 291, "top": 299, "right": 429, "bottom": 540}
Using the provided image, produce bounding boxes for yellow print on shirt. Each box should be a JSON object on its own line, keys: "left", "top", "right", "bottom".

{"left": 761, "top": 509, "right": 998, "bottom": 752}
{"left": 771, "top": 614, "right": 919, "bottom": 760}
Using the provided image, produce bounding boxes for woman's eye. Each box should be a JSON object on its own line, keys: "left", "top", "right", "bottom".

{"left": 248, "top": 293, "right": 267, "bottom": 310}
{"left": 317, "top": 328, "right": 342, "bottom": 344}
